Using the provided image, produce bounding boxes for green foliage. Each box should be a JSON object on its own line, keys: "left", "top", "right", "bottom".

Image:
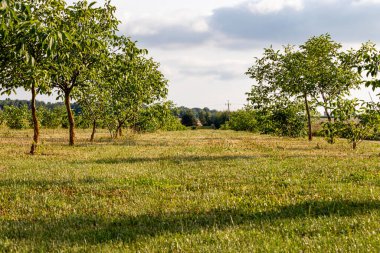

{"left": 1, "top": 1, "right": 170, "bottom": 144}
{"left": 321, "top": 121, "right": 340, "bottom": 144}
{"left": 269, "top": 101, "right": 307, "bottom": 137}
{"left": 323, "top": 99, "right": 380, "bottom": 149}
{"left": 225, "top": 109, "right": 257, "bottom": 132}
{"left": 181, "top": 110, "right": 197, "bottom": 127}
{"left": 134, "top": 103, "right": 186, "bottom": 132}
{"left": 3, "top": 105, "right": 30, "bottom": 129}
{"left": 38, "top": 106, "right": 66, "bottom": 129}
{"left": 99, "top": 37, "right": 168, "bottom": 138}
{"left": 161, "top": 115, "right": 187, "bottom": 131}
{"left": 0, "top": 109, "right": 4, "bottom": 126}
{"left": 247, "top": 34, "right": 360, "bottom": 140}
{"left": 355, "top": 42, "right": 380, "bottom": 90}
{"left": 253, "top": 101, "right": 307, "bottom": 137}
{"left": 210, "top": 111, "right": 229, "bottom": 129}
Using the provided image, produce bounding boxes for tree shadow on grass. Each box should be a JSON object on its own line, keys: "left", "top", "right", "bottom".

{"left": 1, "top": 200, "right": 379, "bottom": 246}
{"left": 91, "top": 155, "right": 269, "bottom": 165}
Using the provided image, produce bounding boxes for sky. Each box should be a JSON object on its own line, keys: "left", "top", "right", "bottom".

{"left": 3, "top": 0, "right": 380, "bottom": 110}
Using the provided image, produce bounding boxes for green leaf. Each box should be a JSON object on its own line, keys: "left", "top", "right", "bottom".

{"left": 57, "top": 31, "right": 62, "bottom": 43}
{"left": 49, "top": 36, "right": 53, "bottom": 49}
{"left": 62, "top": 31, "right": 72, "bottom": 42}
{"left": 88, "top": 2, "right": 97, "bottom": 8}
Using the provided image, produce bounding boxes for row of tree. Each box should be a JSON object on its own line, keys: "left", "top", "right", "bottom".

{"left": 0, "top": 100, "right": 234, "bottom": 132}
{"left": 227, "top": 34, "right": 380, "bottom": 149}
{"left": 0, "top": 0, "right": 170, "bottom": 154}
{"left": 0, "top": 101, "right": 186, "bottom": 134}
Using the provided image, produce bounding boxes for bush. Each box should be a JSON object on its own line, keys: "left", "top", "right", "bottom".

{"left": 269, "top": 103, "right": 307, "bottom": 137}
{"left": 328, "top": 99, "right": 380, "bottom": 149}
{"left": 226, "top": 109, "right": 258, "bottom": 132}
{"left": 161, "top": 115, "right": 187, "bottom": 131}
{"left": 3, "top": 105, "right": 30, "bottom": 129}
{"left": 39, "top": 106, "right": 67, "bottom": 129}
{"left": 134, "top": 103, "right": 187, "bottom": 132}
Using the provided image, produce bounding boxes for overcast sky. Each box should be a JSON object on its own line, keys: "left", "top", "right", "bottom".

{"left": 4, "top": 0, "right": 380, "bottom": 110}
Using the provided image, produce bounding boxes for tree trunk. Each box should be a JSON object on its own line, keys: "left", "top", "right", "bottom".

{"left": 115, "top": 120, "right": 123, "bottom": 138}
{"left": 30, "top": 83, "right": 39, "bottom": 155}
{"left": 353, "top": 141, "right": 357, "bottom": 150}
{"left": 324, "top": 108, "right": 332, "bottom": 123}
{"left": 304, "top": 93, "right": 312, "bottom": 141}
{"left": 321, "top": 93, "right": 332, "bottom": 123}
{"left": 90, "top": 119, "right": 96, "bottom": 142}
{"left": 64, "top": 91, "right": 75, "bottom": 146}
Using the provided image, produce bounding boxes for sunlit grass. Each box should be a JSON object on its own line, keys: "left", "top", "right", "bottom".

{"left": 0, "top": 128, "right": 379, "bottom": 252}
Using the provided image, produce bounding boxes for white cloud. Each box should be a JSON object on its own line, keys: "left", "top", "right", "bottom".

{"left": 247, "top": 0, "right": 304, "bottom": 14}
{"left": 352, "top": 0, "right": 380, "bottom": 4}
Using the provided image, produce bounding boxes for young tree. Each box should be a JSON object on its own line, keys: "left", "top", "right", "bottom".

{"left": 102, "top": 37, "right": 168, "bottom": 138}
{"left": 246, "top": 46, "right": 315, "bottom": 140}
{"left": 330, "top": 99, "right": 379, "bottom": 149}
{"left": 49, "top": 0, "right": 119, "bottom": 145}
{"left": 75, "top": 83, "right": 109, "bottom": 141}
{"left": 247, "top": 34, "right": 360, "bottom": 141}
{"left": 0, "top": 0, "right": 65, "bottom": 154}
{"left": 301, "top": 35, "right": 361, "bottom": 124}
{"left": 3, "top": 105, "right": 30, "bottom": 129}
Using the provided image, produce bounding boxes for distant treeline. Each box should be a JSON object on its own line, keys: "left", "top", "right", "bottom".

{"left": 175, "top": 107, "right": 229, "bottom": 129}
{"left": 0, "top": 98, "right": 82, "bottom": 114}
{"left": 0, "top": 99, "right": 229, "bottom": 130}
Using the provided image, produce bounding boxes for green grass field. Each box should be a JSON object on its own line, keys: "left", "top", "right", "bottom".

{"left": 0, "top": 128, "right": 379, "bottom": 252}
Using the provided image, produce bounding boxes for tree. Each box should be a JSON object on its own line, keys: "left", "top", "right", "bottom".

{"left": 49, "top": 0, "right": 119, "bottom": 145}
{"left": 247, "top": 34, "right": 360, "bottom": 141}
{"left": 181, "top": 110, "right": 197, "bottom": 127}
{"left": 102, "top": 37, "right": 168, "bottom": 138}
{"left": 246, "top": 46, "right": 314, "bottom": 140}
{"left": 0, "top": 0, "right": 65, "bottom": 153}
{"left": 75, "top": 81, "right": 110, "bottom": 141}
{"left": 133, "top": 102, "right": 186, "bottom": 132}
{"left": 301, "top": 35, "right": 360, "bottom": 127}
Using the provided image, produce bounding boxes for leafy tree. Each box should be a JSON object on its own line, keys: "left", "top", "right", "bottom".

{"left": 75, "top": 81, "right": 110, "bottom": 141}
{"left": 39, "top": 106, "right": 66, "bottom": 129}
{"left": 210, "top": 111, "right": 229, "bottom": 129}
{"left": 0, "top": 0, "right": 65, "bottom": 153}
{"left": 247, "top": 34, "right": 359, "bottom": 141}
{"left": 49, "top": 0, "right": 119, "bottom": 145}
{"left": 301, "top": 35, "right": 360, "bottom": 124}
{"left": 102, "top": 37, "right": 168, "bottom": 138}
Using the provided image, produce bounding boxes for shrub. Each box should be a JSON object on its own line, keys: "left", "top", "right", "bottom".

{"left": 226, "top": 109, "right": 258, "bottom": 132}
{"left": 3, "top": 105, "right": 30, "bottom": 129}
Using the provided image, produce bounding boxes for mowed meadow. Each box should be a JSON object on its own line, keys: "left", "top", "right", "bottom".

{"left": 0, "top": 128, "right": 379, "bottom": 252}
